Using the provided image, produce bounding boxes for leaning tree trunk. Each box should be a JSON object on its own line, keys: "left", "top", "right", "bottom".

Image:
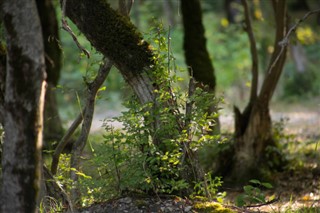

{"left": 1, "top": 0, "right": 46, "bottom": 212}
{"left": 36, "top": 0, "right": 64, "bottom": 149}
{"left": 228, "top": 0, "right": 288, "bottom": 183}
{"left": 64, "top": 0, "right": 155, "bottom": 105}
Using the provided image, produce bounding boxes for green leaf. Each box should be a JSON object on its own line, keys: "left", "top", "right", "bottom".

{"left": 249, "top": 179, "right": 261, "bottom": 185}
{"left": 261, "top": 182, "right": 273, "bottom": 189}
{"left": 243, "top": 185, "right": 254, "bottom": 193}
{"left": 235, "top": 195, "right": 245, "bottom": 207}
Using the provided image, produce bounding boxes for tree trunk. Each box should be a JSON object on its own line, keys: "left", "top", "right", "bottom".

{"left": 180, "top": 0, "right": 219, "bottom": 132}
{"left": 36, "top": 0, "right": 64, "bottom": 148}
{"left": 1, "top": 0, "right": 46, "bottom": 212}
{"left": 226, "top": 0, "right": 288, "bottom": 183}
{"left": 181, "top": 0, "right": 216, "bottom": 91}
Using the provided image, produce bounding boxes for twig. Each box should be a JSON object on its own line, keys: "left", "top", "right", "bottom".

{"left": 61, "top": 0, "right": 90, "bottom": 58}
{"left": 268, "top": 8, "right": 320, "bottom": 74}
{"left": 244, "top": 196, "right": 280, "bottom": 208}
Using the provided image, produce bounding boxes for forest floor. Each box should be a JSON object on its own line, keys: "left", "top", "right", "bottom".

{"left": 83, "top": 101, "right": 320, "bottom": 212}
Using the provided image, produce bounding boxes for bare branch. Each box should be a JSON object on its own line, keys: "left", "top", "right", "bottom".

{"left": 61, "top": 0, "right": 90, "bottom": 58}
{"left": 241, "top": 0, "right": 259, "bottom": 103}
{"left": 51, "top": 109, "right": 84, "bottom": 175}
{"left": 268, "top": 8, "right": 320, "bottom": 74}
{"left": 260, "top": 6, "right": 320, "bottom": 104}
{"left": 70, "top": 58, "right": 113, "bottom": 203}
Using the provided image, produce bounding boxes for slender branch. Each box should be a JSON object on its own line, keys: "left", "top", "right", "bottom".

{"left": 268, "top": 8, "right": 320, "bottom": 74}
{"left": 244, "top": 196, "right": 279, "bottom": 208}
{"left": 61, "top": 0, "right": 90, "bottom": 58}
{"left": 260, "top": 7, "right": 320, "bottom": 104}
{"left": 70, "top": 58, "right": 113, "bottom": 203}
{"left": 241, "top": 0, "right": 259, "bottom": 103}
{"left": 51, "top": 109, "right": 85, "bottom": 175}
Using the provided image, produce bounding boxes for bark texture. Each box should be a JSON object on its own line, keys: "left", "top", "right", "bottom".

{"left": 181, "top": 0, "right": 216, "bottom": 91}
{"left": 1, "top": 0, "right": 46, "bottom": 212}
{"left": 36, "top": 0, "right": 64, "bottom": 147}
{"left": 64, "top": 0, "right": 155, "bottom": 106}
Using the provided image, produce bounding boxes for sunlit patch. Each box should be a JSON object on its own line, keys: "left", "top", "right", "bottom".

{"left": 268, "top": 45, "right": 274, "bottom": 54}
{"left": 296, "top": 26, "right": 317, "bottom": 45}
{"left": 220, "top": 18, "right": 229, "bottom": 28}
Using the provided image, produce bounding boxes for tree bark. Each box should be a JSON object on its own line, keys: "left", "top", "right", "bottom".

{"left": 36, "top": 0, "right": 64, "bottom": 148}
{"left": 181, "top": 0, "right": 219, "bottom": 132}
{"left": 63, "top": 0, "right": 161, "bottom": 144}
{"left": 64, "top": 0, "right": 155, "bottom": 105}
{"left": 1, "top": 0, "right": 46, "bottom": 212}
{"left": 181, "top": 0, "right": 216, "bottom": 91}
{"left": 229, "top": 0, "right": 288, "bottom": 183}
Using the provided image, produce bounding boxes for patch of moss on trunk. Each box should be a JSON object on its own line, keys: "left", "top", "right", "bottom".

{"left": 64, "top": 0, "right": 154, "bottom": 75}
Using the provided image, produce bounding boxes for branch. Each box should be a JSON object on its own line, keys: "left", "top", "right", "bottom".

{"left": 258, "top": 0, "right": 287, "bottom": 104}
{"left": 61, "top": 0, "right": 90, "bottom": 58}
{"left": 268, "top": 8, "right": 320, "bottom": 74}
{"left": 241, "top": 0, "right": 259, "bottom": 103}
{"left": 260, "top": 7, "right": 320, "bottom": 104}
{"left": 51, "top": 109, "right": 84, "bottom": 175}
{"left": 70, "top": 58, "right": 113, "bottom": 203}
{"left": 244, "top": 196, "right": 280, "bottom": 208}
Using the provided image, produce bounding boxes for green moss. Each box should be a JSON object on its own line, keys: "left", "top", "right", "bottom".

{"left": 65, "top": 0, "right": 154, "bottom": 74}
{"left": 194, "top": 201, "right": 235, "bottom": 213}
{"left": 134, "top": 199, "right": 149, "bottom": 208}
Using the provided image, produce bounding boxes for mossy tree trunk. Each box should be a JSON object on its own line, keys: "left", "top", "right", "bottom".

{"left": 64, "top": 0, "right": 155, "bottom": 105}
{"left": 1, "top": 0, "right": 46, "bottom": 211}
{"left": 36, "top": 0, "right": 64, "bottom": 149}
{"left": 227, "top": 0, "right": 288, "bottom": 183}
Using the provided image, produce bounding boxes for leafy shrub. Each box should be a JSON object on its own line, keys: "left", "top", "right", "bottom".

{"left": 98, "top": 22, "right": 222, "bottom": 196}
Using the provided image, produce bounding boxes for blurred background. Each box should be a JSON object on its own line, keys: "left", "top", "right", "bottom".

{"left": 55, "top": 0, "right": 320, "bottom": 133}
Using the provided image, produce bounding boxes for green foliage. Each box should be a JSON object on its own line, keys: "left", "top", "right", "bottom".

{"left": 39, "top": 197, "right": 64, "bottom": 213}
{"left": 94, "top": 22, "right": 222, "bottom": 196}
{"left": 235, "top": 179, "right": 273, "bottom": 207}
{"left": 192, "top": 173, "right": 226, "bottom": 203}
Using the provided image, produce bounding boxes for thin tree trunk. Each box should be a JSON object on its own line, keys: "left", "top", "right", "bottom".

{"left": 1, "top": 0, "right": 46, "bottom": 211}
{"left": 70, "top": 59, "right": 113, "bottom": 204}
{"left": 36, "top": 0, "right": 64, "bottom": 148}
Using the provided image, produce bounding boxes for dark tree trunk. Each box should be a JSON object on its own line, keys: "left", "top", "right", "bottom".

{"left": 224, "top": 0, "right": 241, "bottom": 24}
{"left": 1, "top": 0, "right": 46, "bottom": 212}
{"left": 36, "top": 0, "right": 64, "bottom": 148}
{"left": 181, "top": 0, "right": 219, "bottom": 132}
{"left": 181, "top": 0, "right": 216, "bottom": 91}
